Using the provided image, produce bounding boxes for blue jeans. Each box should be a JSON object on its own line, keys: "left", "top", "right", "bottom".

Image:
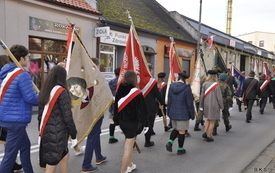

{"left": 82, "top": 117, "right": 104, "bottom": 169}
{"left": 0, "top": 125, "right": 33, "bottom": 173}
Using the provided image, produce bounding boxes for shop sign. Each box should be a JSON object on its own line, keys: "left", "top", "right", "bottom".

{"left": 29, "top": 17, "right": 81, "bottom": 35}
{"left": 94, "top": 27, "right": 110, "bottom": 37}
{"left": 100, "top": 30, "right": 128, "bottom": 46}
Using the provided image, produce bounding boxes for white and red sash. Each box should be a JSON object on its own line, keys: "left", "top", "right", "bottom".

{"left": 0, "top": 68, "right": 24, "bottom": 103}
{"left": 118, "top": 88, "right": 142, "bottom": 113}
{"left": 203, "top": 82, "right": 219, "bottom": 98}
{"left": 158, "top": 82, "right": 167, "bottom": 91}
{"left": 39, "top": 86, "right": 65, "bottom": 138}
{"left": 260, "top": 80, "right": 269, "bottom": 91}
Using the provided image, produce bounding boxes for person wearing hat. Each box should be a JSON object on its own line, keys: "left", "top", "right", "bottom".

{"left": 240, "top": 70, "right": 259, "bottom": 123}
{"left": 213, "top": 73, "right": 232, "bottom": 135}
{"left": 157, "top": 72, "right": 172, "bottom": 132}
{"left": 143, "top": 68, "right": 164, "bottom": 147}
{"left": 199, "top": 70, "right": 223, "bottom": 142}
{"left": 166, "top": 72, "right": 194, "bottom": 155}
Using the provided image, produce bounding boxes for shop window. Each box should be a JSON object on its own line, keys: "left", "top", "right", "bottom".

{"left": 28, "top": 37, "right": 66, "bottom": 88}
{"left": 99, "top": 44, "right": 115, "bottom": 72}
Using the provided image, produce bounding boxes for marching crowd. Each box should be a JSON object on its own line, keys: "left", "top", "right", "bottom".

{"left": 0, "top": 44, "right": 275, "bottom": 173}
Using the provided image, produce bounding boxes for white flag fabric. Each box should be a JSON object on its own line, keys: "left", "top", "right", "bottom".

{"left": 66, "top": 28, "right": 113, "bottom": 145}
{"left": 191, "top": 55, "right": 206, "bottom": 102}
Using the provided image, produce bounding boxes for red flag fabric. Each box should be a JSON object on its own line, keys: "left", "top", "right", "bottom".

{"left": 169, "top": 41, "right": 182, "bottom": 82}
{"left": 117, "top": 25, "right": 156, "bottom": 97}
{"left": 263, "top": 62, "right": 270, "bottom": 77}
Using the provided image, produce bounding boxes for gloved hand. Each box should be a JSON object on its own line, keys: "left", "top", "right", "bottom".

{"left": 239, "top": 97, "right": 242, "bottom": 102}
{"left": 71, "top": 138, "right": 78, "bottom": 149}
{"left": 199, "top": 107, "right": 203, "bottom": 111}
{"left": 143, "top": 127, "right": 149, "bottom": 134}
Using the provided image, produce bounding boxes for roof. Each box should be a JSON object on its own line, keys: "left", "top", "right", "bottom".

{"left": 42, "top": 0, "right": 101, "bottom": 15}
{"left": 97, "top": 0, "right": 196, "bottom": 44}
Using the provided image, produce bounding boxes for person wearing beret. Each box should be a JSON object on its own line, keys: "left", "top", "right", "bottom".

{"left": 199, "top": 70, "right": 223, "bottom": 142}
{"left": 213, "top": 73, "right": 232, "bottom": 135}
{"left": 157, "top": 72, "right": 172, "bottom": 132}
{"left": 166, "top": 72, "right": 194, "bottom": 154}
{"left": 240, "top": 70, "right": 259, "bottom": 123}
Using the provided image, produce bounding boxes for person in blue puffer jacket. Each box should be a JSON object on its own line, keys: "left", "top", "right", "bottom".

{"left": 166, "top": 72, "right": 194, "bottom": 155}
{"left": 0, "top": 44, "right": 38, "bottom": 173}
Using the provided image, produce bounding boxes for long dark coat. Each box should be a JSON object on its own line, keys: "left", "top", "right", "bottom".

{"left": 38, "top": 90, "right": 77, "bottom": 165}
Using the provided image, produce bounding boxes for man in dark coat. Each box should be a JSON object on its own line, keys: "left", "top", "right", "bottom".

{"left": 156, "top": 72, "right": 171, "bottom": 132}
{"left": 241, "top": 71, "right": 259, "bottom": 123}
{"left": 226, "top": 68, "right": 238, "bottom": 109}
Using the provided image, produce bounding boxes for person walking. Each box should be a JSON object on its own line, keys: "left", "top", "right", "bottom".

{"left": 258, "top": 73, "right": 272, "bottom": 114}
{"left": 108, "top": 67, "right": 120, "bottom": 144}
{"left": 80, "top": 57, "right": 107, "bottom": 173}
{"left": 200, "top": 70, "right": 223, "bottom": 142}
{"left": 213, "top": 73, "right": 232, "bottom": 135}
{"left": 0, "top": 45, "right": 38, "bottom": 173}
{"left": 38, "top": 65, "right": 78, "bottom": 173}
{"left": 156, "top": 72, "right": 171, "bottom": 132}
{"left": 143, "top": 66, "right": 164, "bottom": 147}
{"left": 165, "top": 72, "right": 194, "bottom": 155}
{"left": 241, "top": 71, "right": 259, "bottom": 123}
{"left": 113, "top": 71, "right": 148, "bottom": 173}
{"left": 0, "top": 54, "right": 23, "bottom": 172}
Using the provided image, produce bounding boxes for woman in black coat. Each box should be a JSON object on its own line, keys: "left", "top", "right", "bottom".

{"left": 38, "top": 65, "right": 77, "bottom": 172}
{"left": 113, "top": 70, "right": 148, "bottom": 173}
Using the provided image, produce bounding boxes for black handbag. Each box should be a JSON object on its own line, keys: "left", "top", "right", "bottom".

{"left": 0, "top": 127, "right": 7, "bottom": 141}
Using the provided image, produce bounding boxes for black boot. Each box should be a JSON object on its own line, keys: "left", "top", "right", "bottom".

{"left": 212, "top": 127, "right": 217, "bottom": 136}
{"left": 225, "top": 124, "right": 232, "bottom": 132}
{"left": 194, "top": 123, "right": 201, "bottom": 131}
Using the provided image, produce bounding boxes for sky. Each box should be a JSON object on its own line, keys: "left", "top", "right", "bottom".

{"left": 156, "top": 0, "right": 274, "bottom": 36}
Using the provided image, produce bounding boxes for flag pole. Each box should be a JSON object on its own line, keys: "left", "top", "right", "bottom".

{"left": 0, "top": 39, "right": 39, "bottom": 93}
{"left": 196, "top": 0, "right": 202, "bottom": 61}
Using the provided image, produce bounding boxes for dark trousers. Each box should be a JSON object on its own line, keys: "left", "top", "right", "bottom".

{"left": 246, "top": 99, "right": 255, "bottom": 120}
{"left": 259, "top": 97, "right": 268, "bottom": 113}
{"left": 0, "top": 125, "right": 33, "bottom": 173}
{"left": 145, "top": 115, "right": 156, "bottom": 142}
{"left": 236, "top": 98, "right": 242, "bottom": 111}
{"left": 82, "top": 117, "right": 104, "bottom": 169}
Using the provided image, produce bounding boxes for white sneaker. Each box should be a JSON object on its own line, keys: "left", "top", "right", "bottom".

{"left": 74, "top": 146, "right": 85, "bottom": 156}
{"left": 126, "top": 163, "right": 136, "bottom": 172}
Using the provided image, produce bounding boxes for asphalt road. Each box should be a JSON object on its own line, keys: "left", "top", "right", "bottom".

{"left": 1, "top": 100, "right": 275, "bottom": 173}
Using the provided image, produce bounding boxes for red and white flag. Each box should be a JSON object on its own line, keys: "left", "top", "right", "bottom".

{"left": 169, "top": 41, "right": 182, "bottom": 82}
{"left": 117, "top": 24, "right": 156, "bottom": 97}
{"left": 165, "top": 39, "right": 183, "bottom": 103}
{"left": 207, "top": 35, "right": 214, "bottom": 50}
{"left": 263, "top": 62, "right": 270, "bottom": 77}
{"left": 65, "top": 23, "right": 74, "bottom": 71}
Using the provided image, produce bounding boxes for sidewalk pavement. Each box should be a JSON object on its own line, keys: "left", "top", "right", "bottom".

{"left": 243, "top": 138, "right": 275, "bottom": 173}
